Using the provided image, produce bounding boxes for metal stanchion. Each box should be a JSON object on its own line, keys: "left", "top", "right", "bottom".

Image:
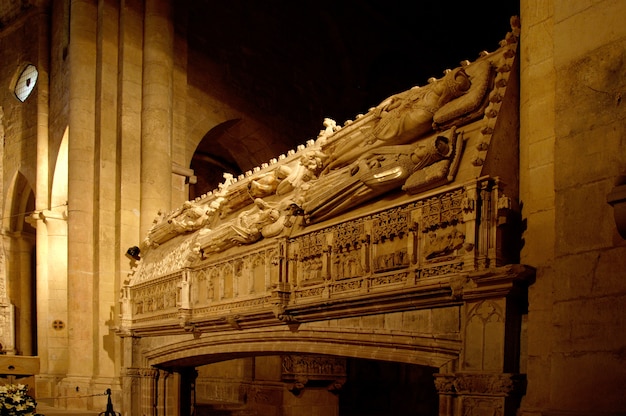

{"left": 99, "top": 388, "right": 121, "bottom": 416}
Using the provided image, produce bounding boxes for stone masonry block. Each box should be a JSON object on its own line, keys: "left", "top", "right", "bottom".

{"left": 550, "top": 351, "right": 626, "bottom": 412}
{"left": 524, "top": 164, "right": 555, "bottom": 212}
{"left": 522, "top": 92, "right": 556, "bottom": 145}
{"left": 432, "top": 306, "right": 460, "bottom": 334}
{"left": 360, "top": 314, "right": 384, "bottom": 329}
{"left": 556, "top": 43, "right": 626, "bottom": 139}
{"left": 527, "top": 265, "right": 555, "bottom": 312}
{"left": 593, "top": 246, "right": 626, "bottom": 295}
{"left": 522, "top": 355, "right": 552, "bottom": 409}
{"left": 554, "top": 2, "right": 626, "bottom": 66}
{"left": 552, "top": 294, "right": 626, "bottom": 354}
{"left": 555, "top": 183, "right": 615, "bottom": 254}
{"left": 555, "top": 125, "right": 623, "bottom": 190}
{"left": 520, "top": 209, "right": 555, "bottom": 265}
{"left": 383, "top": 311, "right": 404, "bottom": 331}
{"left": 527, "top": 136, "right": 554, "bottom": 171}
{"left": 520, "top": 16, "right": 554, "bottom": 66}
{"left": 552, "top": 251, "right": 598, "bottom": 302}
{"left": 402, "top": 309, "right": 432, "bottom": 334}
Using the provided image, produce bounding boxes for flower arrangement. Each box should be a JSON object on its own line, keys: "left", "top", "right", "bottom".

{"left": 0, "top": 384, "right": 42, "bottom": 416}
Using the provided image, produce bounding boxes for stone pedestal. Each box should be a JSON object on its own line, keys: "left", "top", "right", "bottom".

{"left": 0, "top": 356, "right": 40, "bottom": 397}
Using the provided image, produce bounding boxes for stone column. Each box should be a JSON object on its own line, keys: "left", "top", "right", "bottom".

{"left": 66, "top": 0, "right": 97, "bottom": 386}
{"left": 94, "top": 0, "right": 120, "bottom": 391}
{"left": 140, "top": 368, "right": 159, "bottom": 416}
{"left": 140, "top": 0, "right": 173, "bottom": 237}
{"left": 36, "top": 211, "right": 69, "bottom": 381}
{"left": 17, "top": 235, "right": 35, "bottom": 355}
{"left": 119, "top": 336, "right": 141, "bottom": 415}
{"left": 27, "top": 208, "right": 69, "bottom": 394}
{"left": 434, "top": 372, "right": 525, "bottom": 416}
{"left": 32, "top": 0, "right": 54, "bottom": 394}
{"left": 434, "top": 265, "right": 533, "bottom": 416}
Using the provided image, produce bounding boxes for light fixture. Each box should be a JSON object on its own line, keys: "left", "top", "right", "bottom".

{"left": 125, "top": 246, "right": 141, "bottom": 261}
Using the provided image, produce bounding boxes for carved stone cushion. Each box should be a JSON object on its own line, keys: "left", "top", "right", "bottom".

{"left": 403, "top": 129, "right": 466, "bottom": 194}
{"left": 433, "top": 60, "right": 494, "bottom": 129}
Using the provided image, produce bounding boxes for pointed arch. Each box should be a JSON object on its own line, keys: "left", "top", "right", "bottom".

{"left": 190, "top": 119, "right": 243, "bottom": 200}
{"left": 51, "top": 126, "right": 69, "bottom": 211}
{"left": 2, "top": 170, "right": 36, "bottom": 355}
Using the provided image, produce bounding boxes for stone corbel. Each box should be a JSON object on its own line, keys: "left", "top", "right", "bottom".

{"left": 287, "top": 376, "right": 308, "bottom": 395}
{"left": 178, "top": 309, "right": 192, "bottom": 331}
{"left": 272, "top": 303, "right": 297, "bottom": 324}
{"left": 271, "top": 282, "right": 295, "bottom": 323}
{"left": 327, "top": 377, "right": 346, "bottom": 394}
{"left": 607, "top": 171, "right": 626, "bottom": 239}
{"left": 26, "top": 208, "right": 68, "bottom": 227}
{"left": 172, "top": 162, "right": 197, "bottom": 185}
{"left": 225, "top": 315, "right": 241, "bottom": 330}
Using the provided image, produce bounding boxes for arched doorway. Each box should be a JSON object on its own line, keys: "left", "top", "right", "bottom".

{"left": 190, "top": 119, "right": 245, "bottom": 200}
{"left": 190, "top": 355, "right": 439, "bottom": 416}
{"left": 3, "top": 172, "right": 36, "bottom": 355}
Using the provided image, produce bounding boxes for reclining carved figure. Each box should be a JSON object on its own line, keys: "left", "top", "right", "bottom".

{"left": 322, "top": 67, "right": 471, "bottom": 172}
{"left": 194, "top": 198, "right": 283, "bottom": 255}
{"left": 302, "top": 128, "right": 459, "bottom": 224}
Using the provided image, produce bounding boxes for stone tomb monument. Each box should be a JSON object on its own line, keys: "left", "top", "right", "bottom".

{"left": 119, "top": 18, "right": 532, "bottom": 416}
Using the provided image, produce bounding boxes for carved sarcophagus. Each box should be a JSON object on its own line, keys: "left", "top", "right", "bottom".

{"left": 121, "top": 19, "right": 524, "bottom": 334}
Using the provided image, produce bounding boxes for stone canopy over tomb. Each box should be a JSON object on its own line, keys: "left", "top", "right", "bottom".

{"left": 120, "top": 17, "right": 532, "bottom": 416}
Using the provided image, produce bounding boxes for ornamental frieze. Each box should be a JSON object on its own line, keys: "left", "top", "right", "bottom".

{"left": 434, "top": 372, "right": 526, "bottom": 397}
{"left": 371, "top": 206, "right": 411, "bottom": 243}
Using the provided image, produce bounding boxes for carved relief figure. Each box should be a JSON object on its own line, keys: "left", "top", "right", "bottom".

{"left": 276, "top": 149, "right": 327, "bottom": 196}
{"left": 144, "top": 200, "right": 212, "bottom": 247}
{"left": 323, "top": 67, "right": 471, "bottom": 172}
{"left": 195, "top": 198, "right": 282, "bottom": 254}
{"left": 249, "top": 166, "right": 292, "bottom": 198}
{"left": 169, "top": 200, "right": 212, "bottom": 233}
{"left": 301, "top": 129, "right": 458, "bottom": 224}
{"left": 424, "top": 228, "right": 466, "bottom": 259}
{"left": 316, "top": 117, "right": 342, "bottom": 146}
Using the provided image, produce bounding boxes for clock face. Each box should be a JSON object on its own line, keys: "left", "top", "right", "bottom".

{"left": 14, "top": 64, "right": 39, "bottom": 102}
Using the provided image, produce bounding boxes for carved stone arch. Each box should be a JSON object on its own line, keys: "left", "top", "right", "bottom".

{"left": 1, "top": 170, "right": 36, "bottom": 355}
{"left": 207, "top": 266, "right": 220, "bottom": 302}
{"left": 248, "top": 251, "right": 266, "bottom": 293}
{"left": 141, "top": 326, "right": 461, "bottom": 370}
{"left": 51, "top": 126, "right": 69, "bottom": 210}
{"left": 190, "top": 118, "right": 245, "bottom": 199}
{"left": 3, "top": 171, "right": 35, "bottom": 234}
{"left": 192, "top": 268, "right": 209, "bottom": 306}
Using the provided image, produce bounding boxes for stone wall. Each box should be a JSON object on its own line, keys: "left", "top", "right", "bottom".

{"left": 519, "top": 1, "right": 626, "bottom": 414}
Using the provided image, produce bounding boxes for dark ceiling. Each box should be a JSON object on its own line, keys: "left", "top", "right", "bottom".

{"left": 185, "top": 1, "right": 520, "bottom": 193}
{"left": 188, "top": 0, "right": 520, "bottom": 140}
